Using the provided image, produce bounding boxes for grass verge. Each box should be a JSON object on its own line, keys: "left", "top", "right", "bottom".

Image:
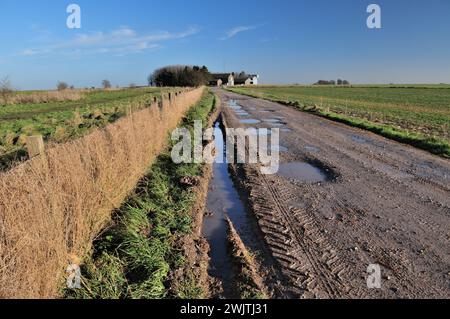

{"left": 227, "top": 88, "right": 450, "bottom": 158}
{"left": 64, "top": 90, "right": 216, "bottom": 299}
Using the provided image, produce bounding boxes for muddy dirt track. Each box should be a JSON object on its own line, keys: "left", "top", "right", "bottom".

{"left": 215, "top": 89, "right": 450, "bottom": 299}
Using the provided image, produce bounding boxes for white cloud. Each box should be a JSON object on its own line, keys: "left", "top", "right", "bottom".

{"left": 19, "top": 49, "right": 40, "bottom": 56}
{"left": 18, "top": 26, "right": 199, "bottom": 57}
{"left": 221, "top": 25, "right": 261, "bottom": 40}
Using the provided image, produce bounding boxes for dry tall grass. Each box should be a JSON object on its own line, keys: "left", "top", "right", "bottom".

{"left": 0, "top": 87, "right": 204, "bottom": 298}
{"left": 8, "top": 90, "right": 83, "bottom": 105}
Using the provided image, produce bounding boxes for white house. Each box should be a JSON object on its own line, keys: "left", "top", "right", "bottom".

{"left": 210, "top": 73, "right": 259, "bottom": 87}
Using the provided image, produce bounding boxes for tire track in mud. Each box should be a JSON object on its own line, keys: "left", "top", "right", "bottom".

{"left": 221, "top": 100, "right": 369, "bottom": 298}
{"left": 218, "top": 89, "right": 450, "bottom": 299}
{"left": 328, "top": 195, "right": 445, "bottom": 298}
{"left": 237, "top": 158, "right": 370, "bottom": 299}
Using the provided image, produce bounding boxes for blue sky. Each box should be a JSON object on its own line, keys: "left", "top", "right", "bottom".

{"left": 0, "top": 0, "right": 449, "bottom": 90}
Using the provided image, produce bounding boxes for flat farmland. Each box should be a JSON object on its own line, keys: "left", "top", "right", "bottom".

{"left": 0, "top": 87, "right": 172, "bottom": 168}
{"left": 229, "top": 85, "right": 450, "bottom": 157}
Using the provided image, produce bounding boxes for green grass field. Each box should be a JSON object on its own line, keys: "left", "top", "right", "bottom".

{"left": 228, "top": 85, "right": 450, "bottom": 157}
{"left": 0, "top": 88, "right": 173, "bottom": 168}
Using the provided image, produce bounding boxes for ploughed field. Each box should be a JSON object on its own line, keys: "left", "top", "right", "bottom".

{"left": 0, "top": 87, "right": 173, "bottom": 168}
{"left": 228, "top": 85, "right": 450, "bottom": 157}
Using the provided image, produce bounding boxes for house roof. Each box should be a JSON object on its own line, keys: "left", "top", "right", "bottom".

{"left": 211, "top": 73, "right": 233, "bottom": 82}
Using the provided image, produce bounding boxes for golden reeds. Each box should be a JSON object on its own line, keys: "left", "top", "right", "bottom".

{"left": 8, "top": 90, "right": 83, "bottom": 105}
{"left": 0, "top": 87, "right": 204, "bottom": 298}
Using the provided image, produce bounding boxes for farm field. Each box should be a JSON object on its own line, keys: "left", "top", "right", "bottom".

{"left": 228, "top": 85, "right": 450, "bottom": 157}
{"left": 0, "top": 87, "right": 175, "bottom": 169}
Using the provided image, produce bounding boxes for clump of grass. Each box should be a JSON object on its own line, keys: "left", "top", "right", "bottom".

{"left": 65, "top": 91, "right": 216, "bottom": 299}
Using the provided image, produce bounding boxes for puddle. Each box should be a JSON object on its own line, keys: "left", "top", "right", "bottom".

{"left": 350, "top": 135, "right": 370, "bottom": 143}
{"left": 281, "top": 128, "right": 293, "bottom": 133}
{"left": 202, "top": 122, "right": 260, "bottom": 297}
{"left": 235, "top": 111, "right": 250, "bottom": 116}
{"left": 269, "top": 122, "right": 286, "bottom": 127}
{"left": 248, "top": 128, "right": 272, "bottom": 136}
{"left": 262, "top": 118, "right": 282, "bottom": 123}
{"left": 228, "top": 100, "right": 242, "bottom": 110}
{"left": 240, "top": 119, "right": 261, "bottom": 124}
{"left": 277, "top": 162, "right": 330, "bottom": 183}
{"left": 269, "top": 145, "right": 288, "bottom": 152}
{"left": 259, "top": 110, "right": 276, "bottom": 113}
{"left": 304, "top": 145, "right": 320, "bottom": 152}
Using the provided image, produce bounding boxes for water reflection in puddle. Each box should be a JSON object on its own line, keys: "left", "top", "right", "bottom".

{"left": 277, "top": 162, "right": 330, "bottom": 183}
{"left": 270, "top": 122, "right": 285, "bottom": 127}
{"left": 304, "top": 145, "right": 320, "bottom": 152}
{"left": 270, "top": 145, "right": 288, "bottom": 152}
{"left": 228, "top": 100, "right": 242, "bottom": 110}
{"left": 202, "top": 122, "right": 260, "bottom": 297}
{"left": 350, "top": 135, "right": 370, "bottom": 143}
{"left": 248, "top": 128, "right": 272, "bottom": 136}
{"left": 262, "top": 118, "right": 279, "bottom": 123}
{"left": 259, "top": 110, "right": 276, "bottom": 113}
{"left": 240, "top": 119, "right": 261, "bottom": 124}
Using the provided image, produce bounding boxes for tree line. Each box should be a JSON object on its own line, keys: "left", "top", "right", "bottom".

{"left": 314, "top": 79, "right": 350, "bottom": 85}
{"left": 148, "top": 65, "right": 211, "bottom": 87}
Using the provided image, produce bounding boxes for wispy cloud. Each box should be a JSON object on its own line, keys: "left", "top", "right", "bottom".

{"left": 18, "top": 26, "right": 199, "bottom": 57}
{"left": 220, "top": 25, "right": 262, "bottom": 40}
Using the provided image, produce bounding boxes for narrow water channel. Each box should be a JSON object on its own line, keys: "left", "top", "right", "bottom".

{"left": 201, "top": 121, "right": 255, "bottom": 297}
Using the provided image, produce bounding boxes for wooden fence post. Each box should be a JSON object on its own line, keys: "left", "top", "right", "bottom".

{"left": 26, "top": 135, "right": 45, "bottom": 158}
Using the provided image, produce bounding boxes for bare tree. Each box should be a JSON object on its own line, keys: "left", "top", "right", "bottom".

{"left": 0, "top": 76, "right": 14, "bottom": 106}
{"left": 102, "top": 79, "right": 112, "bottom": 89}
{"left": 57, "top": 81, "right": 69, "bottom": 91}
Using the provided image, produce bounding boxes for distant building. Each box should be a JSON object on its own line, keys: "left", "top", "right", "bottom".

{"left": 235, "top": 74, "right": 259, "bottom": 86}
{"left": 210, "top": 73, "right": 259, "bottom": 87}
{"left": 210, "top": 73, "right": 235, "bottom": 87}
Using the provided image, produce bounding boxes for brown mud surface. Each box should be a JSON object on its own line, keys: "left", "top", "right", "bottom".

{"left": 216, "top": 89, "right": 450, "bottom": 299}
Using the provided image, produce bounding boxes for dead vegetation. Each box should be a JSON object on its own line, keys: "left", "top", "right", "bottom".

{"left": 0, "top": 87, "right": 204, "bottom": 298}
{"left": 5, "top": 90, "right": 84, "bottom": 105}
{"left": 0, "top": 76, "right": 14, "bottom": 106}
